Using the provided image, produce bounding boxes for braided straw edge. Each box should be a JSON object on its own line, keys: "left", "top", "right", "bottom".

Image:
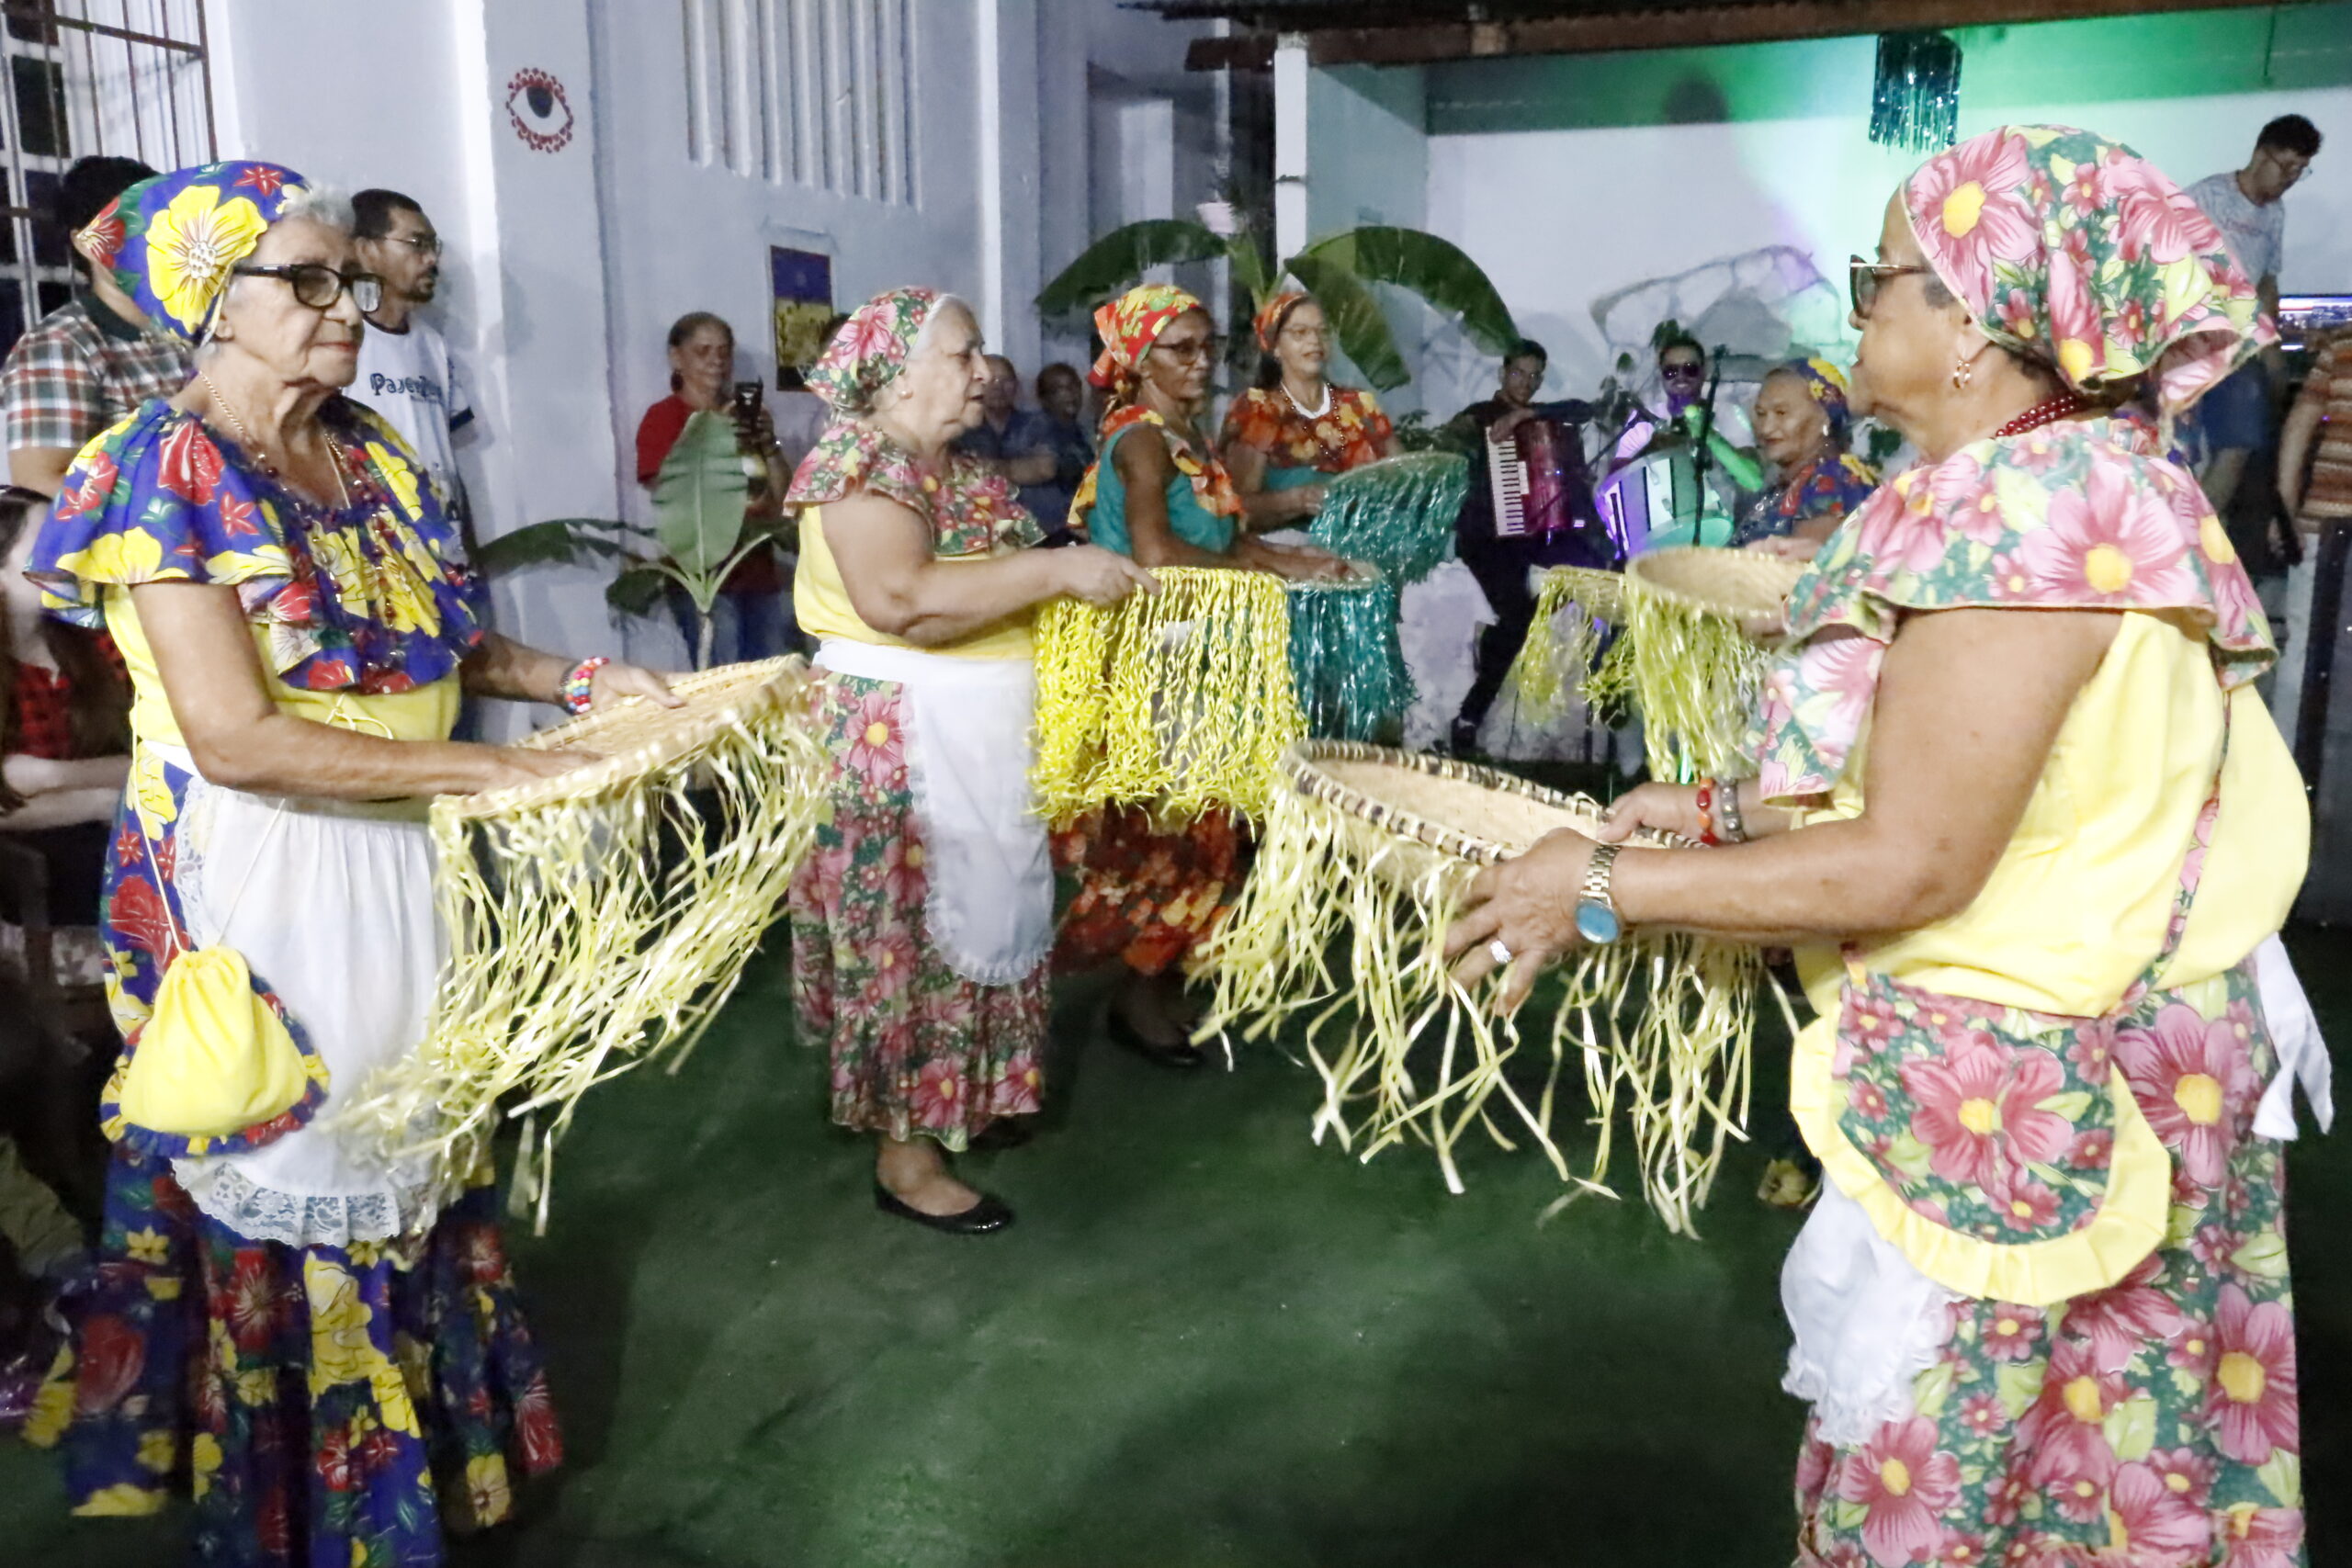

{"left": 1283, "top": 741, "right": 1681, "bottom": 866}
{"left": 1624, "top": 547, "right": 1806, "bottom": 619}
{"left": 440, "top": 655, "right": 808, "bottom": 818}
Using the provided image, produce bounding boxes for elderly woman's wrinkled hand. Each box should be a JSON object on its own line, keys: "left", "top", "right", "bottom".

{"left": 472, "top": 746, "right": 601, "bottom": 794}
{"left": 1057, "top": 546, "right": 1159, "bottom": 606}
{"left": 1594, "top": 782, "right": 1705, "bottom": 845}
{"left": 592, "top": 660, "right": 684, "bottom": 710}
{"left": 1442, "top": 828, "right": 1599, "bottom": 1010}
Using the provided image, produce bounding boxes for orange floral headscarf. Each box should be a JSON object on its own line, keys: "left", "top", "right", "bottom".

{"left": 1252, "top": 289, "right": 1310, "bottom": 353}
{"left": 1088, "top": 283, "right": 1203, "bottom": 394}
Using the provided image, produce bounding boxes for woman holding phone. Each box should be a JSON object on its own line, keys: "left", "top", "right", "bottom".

{"left": 635, "top": 310, "right": 795, "bottom": 663}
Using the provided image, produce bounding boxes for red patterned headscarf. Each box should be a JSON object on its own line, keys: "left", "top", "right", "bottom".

{"left": 1088, "top": 283, "right": 1203, "bottom": 394}
{"left": 1904, "top": 125, "right": 2267, "bottom": 418}
{"left": 1252, "top": 289, "right": 1310, "bottom": 353}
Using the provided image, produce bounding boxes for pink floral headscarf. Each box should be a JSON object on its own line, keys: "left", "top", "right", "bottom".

{"left": 807, "top": 287, "right": 941, "bottom": 414}
{"left": 1905, "top": 125, "right": 2269, "bottom": 418}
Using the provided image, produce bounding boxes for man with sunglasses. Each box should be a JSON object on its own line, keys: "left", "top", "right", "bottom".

{"left": 2185, "top": 115, "right": 2323, "bottom": 513}
{"left": 0, "top": 156, "right": 191, "bottom": 499}
{"left": 351, "top": 187, "right": 475, "bottom": 524}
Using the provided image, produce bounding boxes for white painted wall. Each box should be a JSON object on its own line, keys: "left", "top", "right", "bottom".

{"left": 1408, "top": 19, "right": 2352, "bottom": 418}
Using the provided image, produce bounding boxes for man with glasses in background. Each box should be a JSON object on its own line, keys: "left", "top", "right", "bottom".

{"left": 2186, "top": 115, "right": 2322, "bottom": 514}
{"left": 0, "top": 155, "right": 189, "bottom": 497}
{"left": 351, "top": 187, "right": 476, "bottom": 526}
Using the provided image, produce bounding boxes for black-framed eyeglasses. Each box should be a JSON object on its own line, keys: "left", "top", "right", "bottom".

{"left": 232, "top": 263, "right": 383, "bottom": 313}
{"left": 1660, "top": 361, "right": 1705, "bottom": 381}
{"left": 1849, "top": 256, "right": 1935, "bottom": 318}
{"left": 1150, "top": 334, "right": 1225, "bottom": 364}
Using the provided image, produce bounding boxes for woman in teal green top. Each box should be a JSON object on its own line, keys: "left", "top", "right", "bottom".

{"left": 1057, "top": 285, "right": 1342, "bottom": 1067}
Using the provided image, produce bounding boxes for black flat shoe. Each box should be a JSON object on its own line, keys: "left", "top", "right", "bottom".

{"left": 1105, "top": 1010, "right": 1204, "bottom": 1070}
{"left": 873, "top": 1181, "right": 1014, "bottom": 1235}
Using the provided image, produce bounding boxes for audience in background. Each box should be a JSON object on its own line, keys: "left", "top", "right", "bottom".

{"left": 954, "top": 353, "right": 1058, "bottom": 489}
{"left": 351, "top": 187, "right": 475, "bottom": 525}
{"left": 2186, "top": 115, "right": 2322, "bottom": 513}
{"left": 1018, "top": 363, "right": 1094, "bottom": 537}
{"left": 636, "top": 310, "right": 792, "bottom": 664}
{"left": 0, "top": 156, "right": 187, "bottom": 496}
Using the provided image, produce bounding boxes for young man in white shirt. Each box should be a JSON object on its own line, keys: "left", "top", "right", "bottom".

{"left": 350, "top": 188, "right": 475, "bottom": 522}
{"left": 2184, "top": 115, "right": 2321, "bottom": 513}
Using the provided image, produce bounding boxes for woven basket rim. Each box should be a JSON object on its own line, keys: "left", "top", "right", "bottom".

{"left": 438, "top": 655, "right": 806, "bottom": 818}
{"left": 1625, "top": 546, "right": 1805, "bottom": 617}
{"left": 1284, "top": 740, "right": 1677, "bottom": 866}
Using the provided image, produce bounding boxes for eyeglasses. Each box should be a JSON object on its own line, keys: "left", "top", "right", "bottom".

{"left": 387, "top": 234, "right": 444, "bottom": 258}
{"left": 1849, "top": 256, "right": 1935, "bottom": 318}
{"left": 1149, "top": 334, "right": 1224, "bottom": 364}
{"left": 1660, "top": 361, "right": 1705, "bottom": 381}
{"left": 2258, "top": 150, "right": 2311, "bottom": 188}
{"left": 232, "top": 263, "right": 383, "bottom": 313}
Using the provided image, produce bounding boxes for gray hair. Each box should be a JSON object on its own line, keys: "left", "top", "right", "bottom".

{"left": 908, "top": 294, "right": 977, "bottom": 360}
{"left": 275, "top": 181, "right": 355, "bottom": 232}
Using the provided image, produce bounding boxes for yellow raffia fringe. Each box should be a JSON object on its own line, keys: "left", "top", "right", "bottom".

{"left": 334, "top": 659, "right": 827, "bottom": 1232}
{"left": 1194, "top": 754, "right": 1765, "bottom": 1235}
{"left": 1031, "top": 565, "right": 1304, "bottom": 824}
{"left": 1600, "top": 571, "right": 1769, "bottom": 783}
{"left": 1509, "top": 567, "right": 1616, "bottom": 718}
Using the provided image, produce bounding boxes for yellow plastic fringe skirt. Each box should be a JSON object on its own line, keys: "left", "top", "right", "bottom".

{"left": 336, "top": 658, "right": 828, "bottom": 1230}
{"left": 1032, "top": 565, "right": 1306, "bottom": 827}
{"left": 1508, "top": 565, "right": 1620, "bottom": 719}
{"left": 1193, "top": 744, "right": 1765, "bottom": 1234}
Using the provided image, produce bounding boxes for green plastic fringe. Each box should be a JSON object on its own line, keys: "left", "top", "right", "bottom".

{"left": 1308, "top": 451, "right": 1469, "bottom": 585}
{"left": 1288, "top": 574, "right": 1413, "bottom": 740}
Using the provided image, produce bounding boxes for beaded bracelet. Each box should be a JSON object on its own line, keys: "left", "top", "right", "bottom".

{"left": 559, "top": 656, "right": 609, "bottom": 716}
{"left": 1716, "top": 777, "right": 1749, "bottom": 845}
{"left": 1694, "top": 779, "right": 1721, "bottom": 847}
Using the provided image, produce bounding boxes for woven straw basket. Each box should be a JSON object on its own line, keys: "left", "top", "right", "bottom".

{"left": 1624, "top": 547, "right": 1805, "bottom": 633}
{"left": 1284, "top": 741, "right": 1679, "bottom": 883}
{"left": 442, "top": 655, "right": 808, "bottom": 818}
{"left": 1532, "top": 564, "right": 1625, "bottom": 623}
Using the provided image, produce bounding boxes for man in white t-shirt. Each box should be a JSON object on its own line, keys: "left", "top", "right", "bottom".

{"left": 350, "top": 188, "right": 475, "bottom": 520}
{"left": 2184, "top": 115, "right": 2322, "bottom": 513}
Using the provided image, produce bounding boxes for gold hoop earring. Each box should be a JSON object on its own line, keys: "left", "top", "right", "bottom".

{"left": 1951, "top": 357, "right": 1974, "bottom": 390}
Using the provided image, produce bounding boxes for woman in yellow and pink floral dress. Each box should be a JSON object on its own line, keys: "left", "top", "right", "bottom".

{"left": 1447, "top": 126, "right": 2322, "bottom": 1566}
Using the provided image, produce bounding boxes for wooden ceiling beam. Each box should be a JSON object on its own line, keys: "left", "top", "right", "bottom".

{"left": 1183, "top": 0, "right": 2309, "bottom": 70}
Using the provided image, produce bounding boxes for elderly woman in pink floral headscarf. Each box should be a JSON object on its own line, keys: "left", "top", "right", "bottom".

{"left": 1445, "top": 126, "right": 2322, "bottom": 1564}
{"left": 783, "top": 287, "right": 1153, "bottom": 1235}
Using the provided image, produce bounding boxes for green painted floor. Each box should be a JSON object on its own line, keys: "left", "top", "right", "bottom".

{"left": 6, "top": 928, "right": 2350, "bottom": 1566}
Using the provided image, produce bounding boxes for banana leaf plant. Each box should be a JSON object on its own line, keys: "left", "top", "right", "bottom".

{"left": 469, "top": 410, "right": 779, "bottom": 669}
{"left": 1035, "top": 206, "right": 1519, "bottom": 392}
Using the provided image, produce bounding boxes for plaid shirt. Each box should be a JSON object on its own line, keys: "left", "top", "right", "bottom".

{"left": 1, "top": 291, "right": 192, "bottom": 456}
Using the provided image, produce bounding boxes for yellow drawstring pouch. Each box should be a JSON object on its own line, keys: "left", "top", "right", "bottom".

{"left": 116, "top": 947, "right": 314, "bottom": 1138}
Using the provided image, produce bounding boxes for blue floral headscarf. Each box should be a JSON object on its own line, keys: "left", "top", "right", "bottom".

{"left": 79, "top": 161, "right": 311, "bottom": 342}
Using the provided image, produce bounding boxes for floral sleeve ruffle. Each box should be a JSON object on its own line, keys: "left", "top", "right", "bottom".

{"left": 31, "top": 398, "right": 482, "bottom": 694}
{"left": 1755, "top": 413, "right": 2272, "bottom": 802}
{"left": 786, "top": 418, "right": 1041, "bottom": 556}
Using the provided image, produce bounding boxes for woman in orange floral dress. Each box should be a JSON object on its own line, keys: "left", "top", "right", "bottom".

{"left": 1220, "top": 291, "right": 1396, "bottom": 533}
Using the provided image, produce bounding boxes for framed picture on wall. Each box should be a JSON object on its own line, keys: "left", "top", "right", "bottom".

{"left": 772, "top": 246, "right": 834, "bottom": 389}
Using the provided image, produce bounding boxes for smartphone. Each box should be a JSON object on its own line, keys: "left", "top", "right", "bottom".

{"left": 729, "top": 380, "right": 764, "bottom": 421}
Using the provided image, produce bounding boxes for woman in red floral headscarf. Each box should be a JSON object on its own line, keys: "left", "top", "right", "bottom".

{"left": 1443, "top": 126, "right": 2317, "bottom": 1565}
{"left": 1220, "top": 290, "right": 1396, "bottom": 532}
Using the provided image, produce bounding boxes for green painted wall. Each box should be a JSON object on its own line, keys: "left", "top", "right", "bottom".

{"left": 1427, "top": 2, "right": 2352, "bottom": 135}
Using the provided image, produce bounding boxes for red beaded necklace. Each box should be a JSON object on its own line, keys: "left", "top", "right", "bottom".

{"left": 1992, "top": 390, "right": 2089, "bottom": 439}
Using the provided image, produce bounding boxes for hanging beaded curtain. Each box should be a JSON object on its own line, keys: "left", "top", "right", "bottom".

{"left": 1869, "top": 31, "right": 1963, "bottom": 154}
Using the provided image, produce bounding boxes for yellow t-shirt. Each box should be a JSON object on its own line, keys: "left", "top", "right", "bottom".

{"left": 1791, "top": 610, "right": 2305, "bottom": 1018}
{"left": 105, "top": 583, "right": 460, "bottom": 747}
{"left": 794, "top": 502, "right": 1035, "bottom": 660}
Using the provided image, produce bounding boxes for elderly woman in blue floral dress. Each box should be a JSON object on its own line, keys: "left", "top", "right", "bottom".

{"left": 21, "top": 162, "right": 674, "bottom": 1565}
{"left": 1450, "top": 127, "right": 2321, "bottom": 1566}
{"left": 785, "top": 288, "right": 1153, "bottom": 1235}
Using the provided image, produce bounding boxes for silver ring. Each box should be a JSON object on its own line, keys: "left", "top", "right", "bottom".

{"left": 1487, "top": 939, "right": 1515, "bottom": 967}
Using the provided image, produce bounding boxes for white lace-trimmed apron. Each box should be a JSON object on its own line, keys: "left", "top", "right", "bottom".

{"left": 811, "top": 639, "right": 1053, "bottom": 986}
{"left": 153, "top": 740, "right": 443, "bottom": 1247}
